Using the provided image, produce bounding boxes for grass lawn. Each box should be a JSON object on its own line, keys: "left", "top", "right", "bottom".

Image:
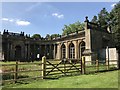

{"left": 3, "top": 70, "right": 119, "bottom": 88}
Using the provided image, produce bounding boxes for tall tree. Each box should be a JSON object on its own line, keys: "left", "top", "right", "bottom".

{"left": 45, "top": 34, "right": 51, "bottom": 40}
{"left": 62, "top": 21, "right": 84, "bottom": 35}
{"left": 98, "top": 8, "right": 110, "bottom": 29}
{"left": 31, "top": 34, "right": 41, "bottom": 40}
{"left": 91, "top": 15, "right": 98, "bottom": 24}
{"left": 51, "top": 34, "right": 60, "bottom": 39}
{"left": 109, "top": 2, "right": 120, "bottom": 68}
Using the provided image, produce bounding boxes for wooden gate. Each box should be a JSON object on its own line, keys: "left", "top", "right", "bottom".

{"left": 44, "top": 58, "right": 82, "bottom": 78}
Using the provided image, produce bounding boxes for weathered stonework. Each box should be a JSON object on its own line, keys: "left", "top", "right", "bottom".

{"left": 0, "top": 17, "right": 117, "bottom": 63}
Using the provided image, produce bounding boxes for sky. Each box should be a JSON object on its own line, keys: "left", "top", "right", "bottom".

{"left": 1, "top": 2, "right": 118, "bottom": 37}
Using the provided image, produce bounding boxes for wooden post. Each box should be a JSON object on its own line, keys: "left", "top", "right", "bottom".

{"left": 82, "top": 56, "right": 85, "bottom": 74}
{"left": 106, "top": 59, "right": 109, "bottom": 70}
{"left": 64, "top": 59, "right": 66, "bottom": 75}
{"left": 64, "top": 60, "right": 65, "bottom": 75}
{"left": 96, "top": 60, "right": 99, "bottom": 72}
{"left": 106, "top": 46, "right": 109, "bottom": 70}
{"left": 14, "top": 61, "right": 18, "bottom": 83}
{"left": 42, "top": 56, "right": 46, "bottom": 79}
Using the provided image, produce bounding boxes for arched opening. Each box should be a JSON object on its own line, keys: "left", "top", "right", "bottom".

{"left": 61, "top": 44, "right": 66, "bottom": 59}
{"left": 69, "top": 43, "right": 75, "bottom": 59}
{"left": 15, "top": 45, "right": 21, "bottom": 60}
{"left": 79, "top": 41, "right": 85, "bottom": 58}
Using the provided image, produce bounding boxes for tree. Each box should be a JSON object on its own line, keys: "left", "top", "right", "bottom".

{"left": 98, "top": 8, "right": 110, "bottom": 29}
{"left": 109, "top": 2, "right": 120, "bottom": 68}
{"left": 45, "top": 34, "right": 51, "bottom": 40}
{"left": 31, "top": 34, "right": 41, "bottom": 40}
{"left": 51, "top": 34, "right": 60, "bottom": 39}
{"left": 90, "top": 3, "right": 120, "bottom": 68}
{"left": 91, "top": 15, "right": 98, "bottom": 24}
{"left": 62, "top": 21, "right": 84, "bottom": 35}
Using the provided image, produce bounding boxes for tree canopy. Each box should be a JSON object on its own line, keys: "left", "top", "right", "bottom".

{"left": 91, "top": 2, "right": 120, "bottom": 67}
{"left": 31, "top": 34, "right": 41, "bottom": 40}
{"left": 45, "top": 34, "right": 60, "bottom": 40}
{"left": 62, "top": 21, "right": 84, "bottom": 35}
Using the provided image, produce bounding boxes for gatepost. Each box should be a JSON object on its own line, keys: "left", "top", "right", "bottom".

{"left": 42, "top": 56, "right": 46, "bottom": 79}
{"left": 82, "top": 56, "right": 85, "bottom": 74}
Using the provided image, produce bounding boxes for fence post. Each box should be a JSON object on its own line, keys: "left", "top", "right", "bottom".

{"left": 96, "top": 60, "right": 99, "bottom": 72}
{"left": 14, "top": 61, "right": 18, "bottom": 83}
{"left": 42, "top": 56, "right": 46, "bottom": 79}
{"left": 106, "top": 58, "right": 109, "bottom": 70}
{"left": 64, "top": 59, "right": 66, "bottom": 75}
{"left": 82, "top": 56, "right": 85, "bottom": 74}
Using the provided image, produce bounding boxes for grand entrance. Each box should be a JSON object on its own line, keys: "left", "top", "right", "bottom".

{"left": 61, "top": 44, "right": 66, "bottom": 59}
{"left": 69, "top": 43, "right": 75, "bottom": 59}
{"left": 15, "top": 45, "right": 22, "bottom": 60}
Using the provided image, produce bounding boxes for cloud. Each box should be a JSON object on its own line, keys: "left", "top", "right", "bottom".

{"left": 9, "top": 19, "right": 14, "bottom": 22}
{"left": 1, "top": 18, "right": 30, "bottom": 26}
{"left": 2, "top": 18, "right": 9, "bottom": 21}
{"left": 2, "top": 18, "right": 14, "bottom": 22}
{"left": 16, "top": 20, "right": 30, "bottom": 26}
{"left": 111, "top": 3, "right": 116, "bottom": 8}
{"left": 52, "top": 13, "right": 64, "bottom": 19}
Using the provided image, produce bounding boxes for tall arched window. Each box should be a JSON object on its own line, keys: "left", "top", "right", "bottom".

{"left": 79, "top": 41, "right": 85, "bottom": 58}
{"left": 61, "top": 44, "right": 66, "bottom": 59}
{"left": 15, "top": 45, "right": 21, "bottom": 59}
{"left": 69, "top": 43, "right": 75, "bottom": 59}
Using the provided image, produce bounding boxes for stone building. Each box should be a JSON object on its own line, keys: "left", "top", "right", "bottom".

{"left": 0, "top": 17, "right": 118, "bottom": 62}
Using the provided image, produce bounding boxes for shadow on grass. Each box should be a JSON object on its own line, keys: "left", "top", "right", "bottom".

{"left": 85, "top": 68, "right": 118, "bottom": 75}
{"left": 45, "top": 68, "right": 118, "bottom": 80}
{"left": 2, "top": 73, "right": 29, "bottom": 80}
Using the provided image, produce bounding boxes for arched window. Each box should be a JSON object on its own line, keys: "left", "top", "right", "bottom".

{"left": 79, "top": 41, "right": 85, "bottom": 58}
{"left": 15, "top": 45, "right": 21, "bottom": 59}
{"left": 61, "top": 44, "right": 66, "bottom": 59}
{"left": 69, "top": 43, "right": 75, "bottom": 59}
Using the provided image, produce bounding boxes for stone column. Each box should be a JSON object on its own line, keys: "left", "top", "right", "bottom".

{"left": 56, "top": 43, "right": 61, "bottom": 59}
{"left": 44, "top": 44, "right": 47, "bottom": 57}
{"left": 49, "top": 44, "right": 52, "bottom": 59}
{"left": 65, "top": 42, "right": 69, "bottom": 59}
{"left": 7, "top": 42, "right": 9, "bottom": 60}
{"left": 39, "top": 45, "right": 41, "bottom": 59}
{"left": 79, "top": 44, "right": 81, "bottom": 59}
{"left": 9, "top": 43, "right": 12, "bottom": 60}
{"left": 12, "top": 44, "right": 15, "bottom": 60}
{"left": 34, "top": 44, "right": 36, "bottom": 59}
{"left": 21, "top": 44, "right": 24, "bottom": 60}
{"left": 24, "top": 44, "right": 27, "bottom": 60}
{"left": 75, "top": 40, "right": 78, "bottom": 59}
{"left": 53, "top": 44, "right": 56, "bottom": 59}
{"left": 78, "top": 40, "right": 80, "bottom": 59}
{"left": 27, "top": 44, "right": 30, "bottom": 60}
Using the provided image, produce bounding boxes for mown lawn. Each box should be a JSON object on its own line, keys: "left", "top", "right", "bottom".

{"left": 3, "top": 70, "right": 119, "bottom": 88}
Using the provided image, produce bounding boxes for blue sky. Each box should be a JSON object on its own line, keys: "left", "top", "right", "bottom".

{"left": 1, "top": 2, "right": 118, "bottom": 37}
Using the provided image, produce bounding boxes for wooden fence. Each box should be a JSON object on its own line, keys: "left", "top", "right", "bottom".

{"left": 0, "top": 56, "right": 118, "bottom": 84}
{"left": 1, "top": 61, "right": 43, "bottom": 84}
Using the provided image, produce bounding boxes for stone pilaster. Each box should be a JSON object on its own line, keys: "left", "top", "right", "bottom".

{"left": 65, "top": 42, "right": 69, "bottom": 59}
{"left": 27, "top": 44, "right": 30, "bottom": 60}
{"left": 75, "top": 40, "right": 78, "bottom": 59}
{"left": 49, "top": 44, "right": 52, "bottom": 59}
{"left": 53, "top": 44, "right": 56, "bottom": 59}
{"left": 39, "top": 45, "right": 41, "bottom": 59}
{"left": 44, "top": 44, "right": 47, "bottom": 57}
{"left": 7, "top": 42, "right": 9, "bottom": 60}
{"left": 56, "top": 43, "right": 61, "bottom": 59}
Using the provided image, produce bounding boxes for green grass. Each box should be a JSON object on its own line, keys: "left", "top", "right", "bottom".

{"left": 3, "top": 70, "right": 119, "bottom": 88}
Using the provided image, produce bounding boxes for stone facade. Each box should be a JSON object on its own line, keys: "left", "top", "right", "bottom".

{"left": 0, "top": 17, "right": 117, "bottom": 62}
